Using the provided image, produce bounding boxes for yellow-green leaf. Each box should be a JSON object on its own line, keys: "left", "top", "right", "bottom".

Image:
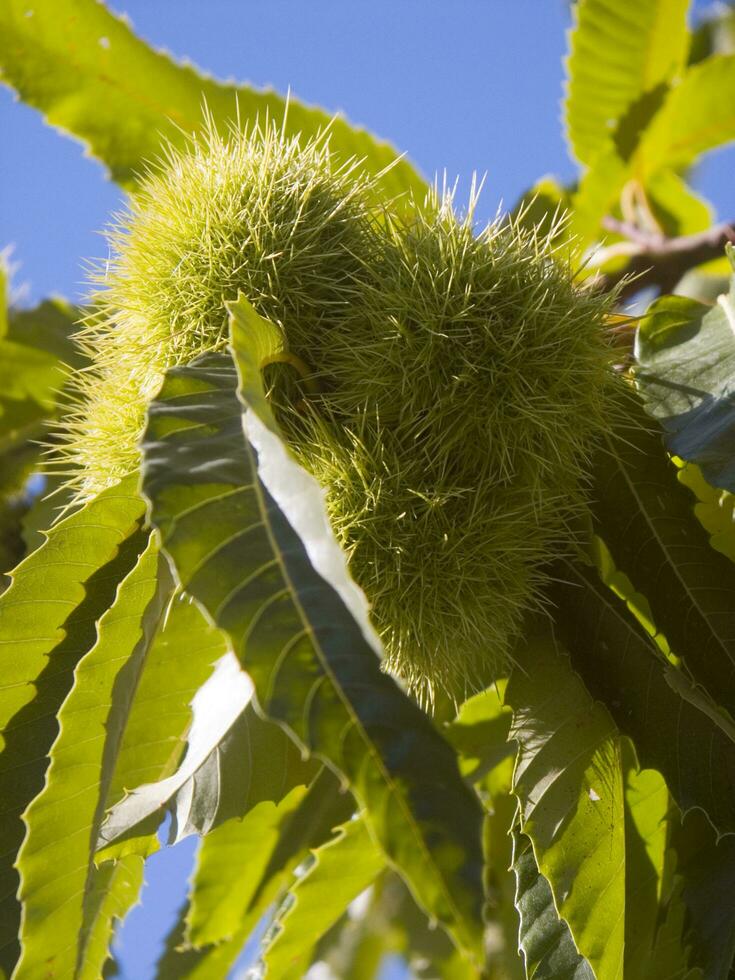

{"left": 0, "top": 477, "right": 145, "bottom": 975}
{"left": 0, "top": 0, "right": 425, "bottom": 203}
{"left": 565, "top": 0, "right": 689, "bottom": 167}
{"left": 16, "top": 535, "right": 172, "bottom": 979}
{"left": 506, "top": 629, "right": 625, "bottom": 980}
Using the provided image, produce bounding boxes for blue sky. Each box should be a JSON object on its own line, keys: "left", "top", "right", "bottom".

{"left": 2, "top": 1, "right": 733, "bottom": 977}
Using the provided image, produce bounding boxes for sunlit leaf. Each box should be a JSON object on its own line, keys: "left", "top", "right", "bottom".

{"left": 676, "top": 463, "right": 735, "bottom": 564}
{"left": 0, "top": 477, "right": 145, "bottom": 975}
{"left": 262, "top": 815, "right": 386, "bottom": 979}
{"left": 100, "top": 653, "right": 253, "bottom": 846}
{"left": 645, "top": 169, "right": 714, "bottom": 237}
{"left": 553, "top": 560, "right": 735, "bottom": 835}
{"left": 102, "top": 594, "right": 227, "bottom": 856}
{"left": 621, "top": 743, "right": 698, "bottom": 980}
{"left": 506, "top": 629, "right": 625, "bottom": 980}
{"left": 0, "top": 0, "right": 425, "bottom": 202}
{"left": 185, "top": 788, "right": 309, "bottom": 951}
{"left": 155, "top": 766, "right": 354, "bottom": 978}
{"left": 638, "top": 55, "right": 735, "bottom": 176}
{"left": 100, "top": 649, "right": 316, "bottom": 853}
{"left": 15, "top": 535, "right": 172, "bottom": 979}
{"left": 565, "top": 0, "right": 688, "bottom": 167}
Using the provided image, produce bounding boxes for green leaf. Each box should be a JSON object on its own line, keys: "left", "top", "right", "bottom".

{"left": 187, "top": 765, "right": 353, "bottom": 951}
{"left": 591, "top": 403, "right": 735, "bottom": 717}
{"left": 642, "top": 879, "right": 703, "bottom": 980}
{"left": 0, "top": 297, "right": 80, "bottom": 454}
{"left": 102, "top": 593, "right": 227, "bottom": 856}
{"left": 690, "top": 5, "right": 735, "bottom": 64}
{"left": 306, "top": 876, "right": 407, "bottom": 980}
{"left": 0, "top": 442, "right": 37, "bottom": 584}
{"left": 635, "top": 278, "right": 735, "bottom": 493}
{"left": 100, "top": 653, "right": 251, "bottom": 845}
{"left": 100, "top": 653, "right": 316, "bottom": 848}
{"left": 512, "top": 831, "right": 595, "bottom": 980}
{"left": 638, "top": 55, "right": 735, "bottom": 176}
{"left": 0, "top": 297, "right": 83, "bottom": 582}
{"left": 185, "top": 788, "right": 309, "bottom": 950}
{"left": 623, "top": 755, "right": 669, "bottom": 974}
{"left": 621, "top": 744, "right": 699, "bottom": 980}
{"left": 0, "top": 477, "right": 145, "bottom": 975}
{"left": 305, "top": 879, "right": 397, "bottom": 980}
{"left": 673, "top": 809, "right": 735, "bottom": 979}
{"left": 506, "top": 629, "right": 625, "bottom": 980}
{"left": 565, "top": 0, "right": 689, "bottom": 167}
{"left": 74, "top": 859, "right": 145, "bottom": 980}
{"left": 138, "top": 295, "right": 486, "bottom": 962}
{"left": 2, "top": 298, "right": 81, "bottom": 397}
{"left": 552, "top": 559, "right": 735, "bottom": 836}
{"left": 0, "top": 338, "right": 66, "bottom": 409}
{"left": 312, "top": 869, "right": 480, "bottom": 980}
{"left": 15, "top": 534, "right": 173, "bottom": 979}
{"left": 143, "top": 297, "right": 482, "bottom": 964}
{"left": 155, "top": 766, "right": 354, "bottom": 978}
{"left": 511, "top": 176, "right": 572, "bottom": 239}
{"left": 444, "top": 686, "right": 522, "bottom": 978}
{"left": 676, "top": 463, "right": 735, "bottom": 564}
{"left": 444, "top": 683, "right": 514, "bottom": 794}
{"left": 569, "top": 142, "right": 629, "bottom": 249}
{"left": 484, "top": 795, "right": 526, "bottom": 980}
{"left": 645, "top": 169, "right": 714, "bottom": 237}
{"left": 262, "top": 815, "right": 386, "bottom": 979}
{"left": 0, "top": 0, "right": 425, "bottom": 202}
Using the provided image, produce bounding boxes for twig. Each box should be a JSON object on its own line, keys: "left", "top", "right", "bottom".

{"left": 594, "top": 217, "right": 735, "bottom": 301}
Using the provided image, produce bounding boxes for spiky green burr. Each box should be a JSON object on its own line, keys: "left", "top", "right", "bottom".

{"left": 62, "top": 123, "right": 617, "bottom": 702}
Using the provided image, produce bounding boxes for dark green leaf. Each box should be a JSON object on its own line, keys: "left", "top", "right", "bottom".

{"left": 635, "top": 276, "right": 735, "bottom": 492}
{"left": 591, "top": 401, "right": 735, "bottom": 716}
{"left": 512, "top": 831, "right": 594, "bottom": 980}
{"left": 673, "top": 809, "right": 735, "bottom": 980}
{"left": 0, "top": 297, "right": 83, "bottom": 582}
{"left": 139, "top": 294, "right": 485, "bottom": 963}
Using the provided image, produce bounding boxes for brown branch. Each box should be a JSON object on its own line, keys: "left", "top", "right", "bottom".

{"left": 594, "top": 217, "right": 735, "bottom": 301}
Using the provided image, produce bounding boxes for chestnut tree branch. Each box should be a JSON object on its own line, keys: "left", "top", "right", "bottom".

{"left": 595, "top": 217, "right": 735, "bottom": 300}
